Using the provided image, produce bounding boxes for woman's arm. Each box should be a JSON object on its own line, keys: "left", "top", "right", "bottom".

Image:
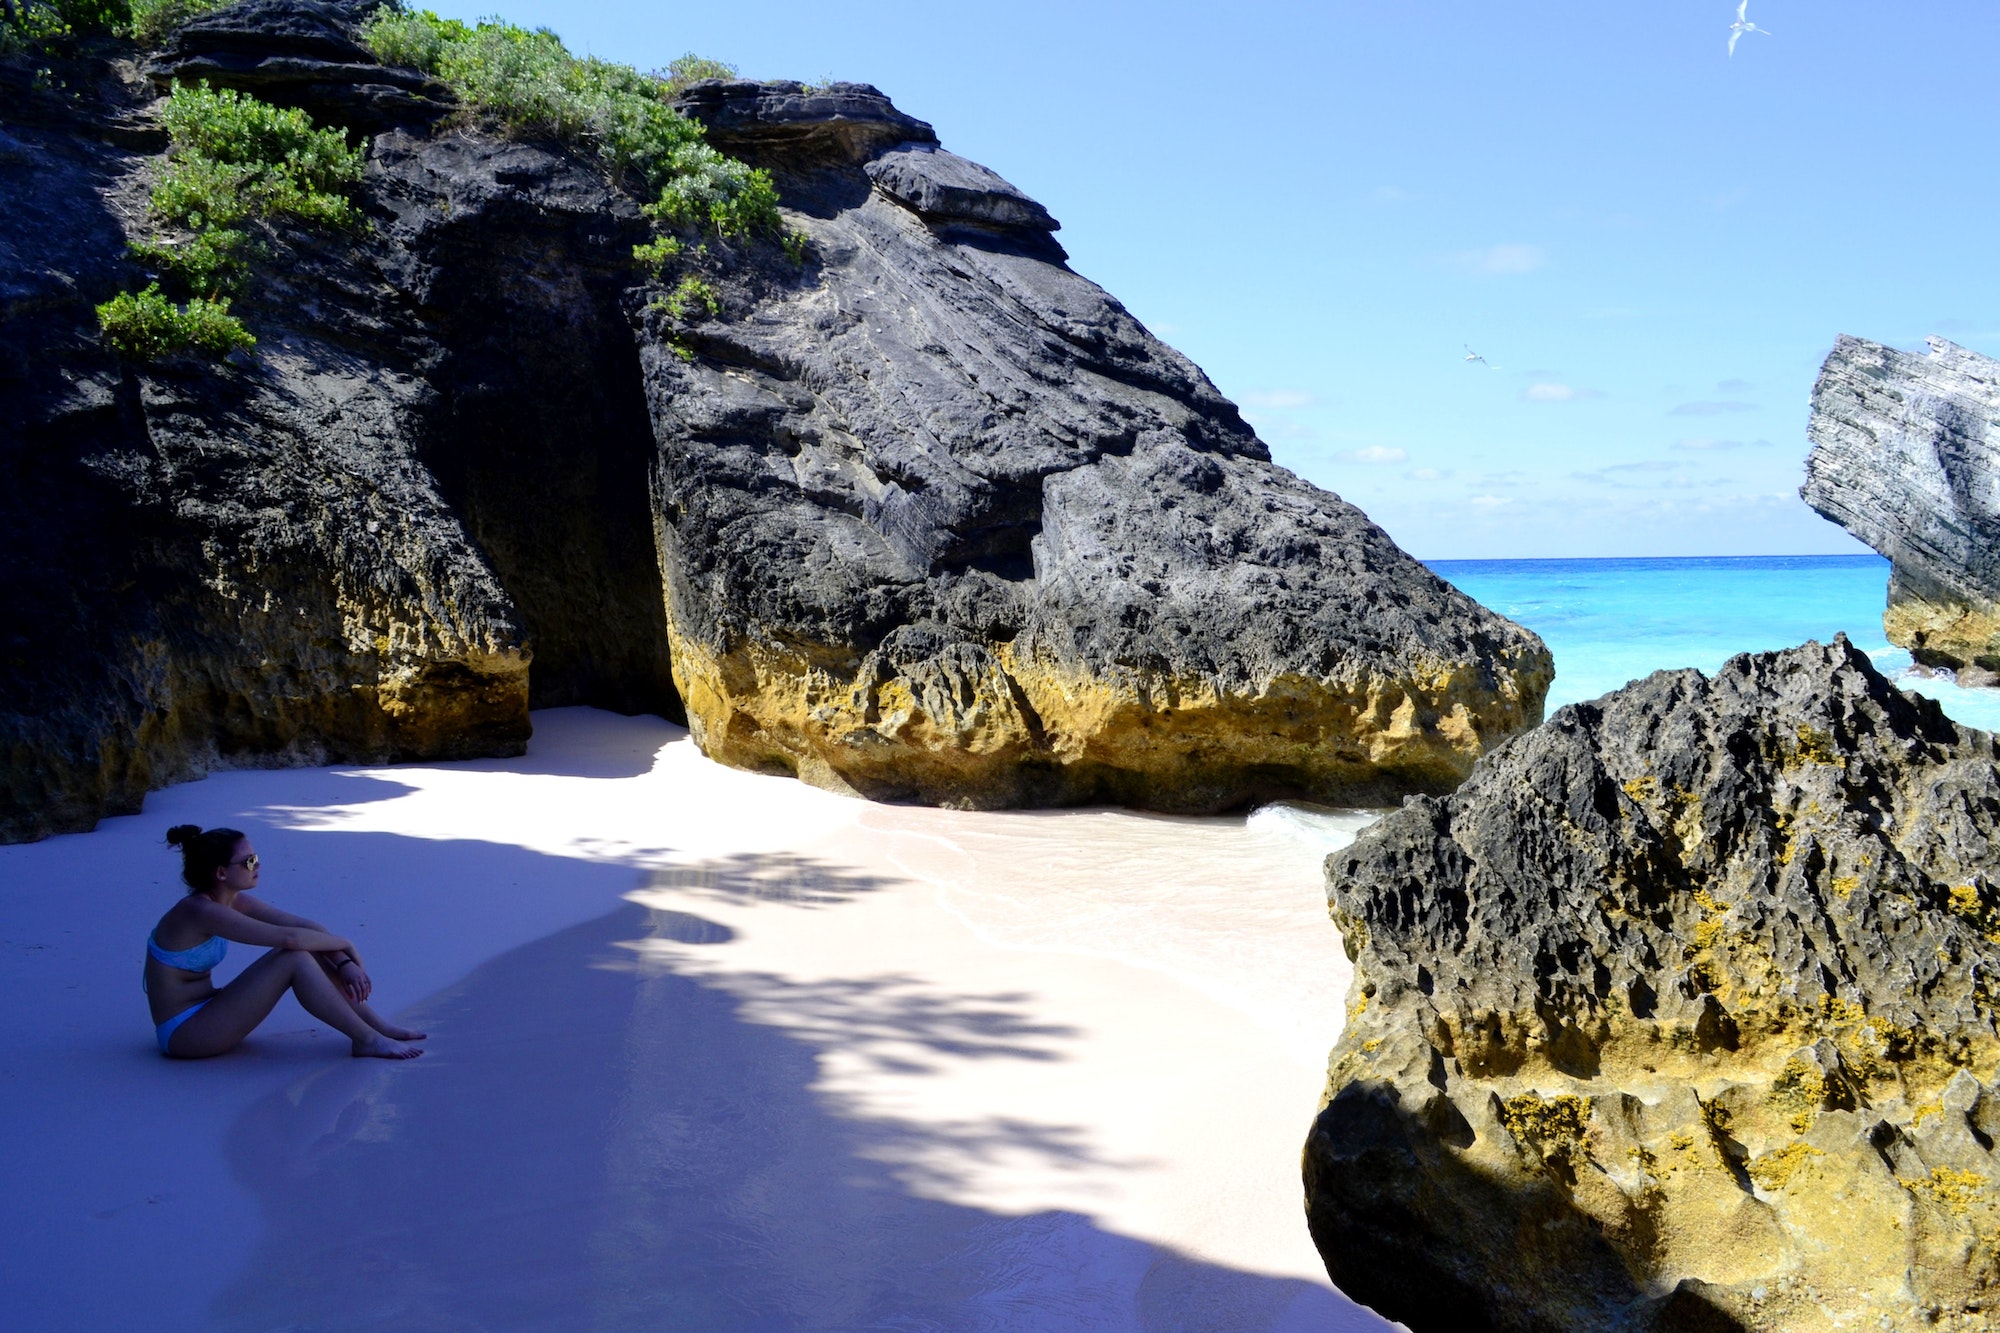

{"left": 232, "top": 893, "right": 329, "bottom": 933}
{"left": 233, "top": 894, "right": 369, "bottom": 998}
{"left": 184, "top": 896, "right": 351, "bottom": 954}
{"left": 234, "top": 893, "right": 360, "bottom": 964}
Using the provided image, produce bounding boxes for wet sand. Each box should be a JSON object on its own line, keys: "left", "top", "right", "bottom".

{"left": 0, "top": 708, "right": 1398, "bottom": 1330}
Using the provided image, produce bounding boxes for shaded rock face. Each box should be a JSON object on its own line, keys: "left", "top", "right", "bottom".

{"left": 2, "top": 9, "right": 1548, "bottom": 839}
{"left": 1, "top": 20, "right": 671, "bottom": 841}
{"left": 1305, "top": 637, "right": 2000, "bottom": 1332}
{"left": 1804, "top": 334, "right": 2000, "bottom": 672}
{"left": 649, "top": 84, "right": 1552, "bottom": 811}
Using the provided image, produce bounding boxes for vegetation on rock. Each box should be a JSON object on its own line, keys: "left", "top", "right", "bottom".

{"left": 359, "top": 8, "right": 785, "bottom": 242}
{"left": 126, "top": 0, "right": 224, "bottom": 46}
{"left": 102, "top": 81, "right": 365, "bottom": 360}
{"left": 96, "top": 282, "right": 255, "bottom": 358}
{"left": 0, "top": 0, "right": 127, "bottom": 49}
{"left": 0, "top": 0, "right": 222, "bottom": 49}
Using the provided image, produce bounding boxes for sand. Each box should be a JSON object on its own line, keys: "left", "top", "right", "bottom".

{"left": 0, "top": 708, "right": 1399, "bottom": 1331}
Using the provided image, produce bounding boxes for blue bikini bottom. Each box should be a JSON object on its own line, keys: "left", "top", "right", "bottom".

{"left": 156, "top": 1000, "right": 209, "bottom": 1056}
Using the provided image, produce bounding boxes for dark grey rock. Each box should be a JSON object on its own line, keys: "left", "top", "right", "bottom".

{"left": 1306, "top": 636, "right": 2000, "bottom": 1331}
{"left": 647, "top": 83, "right": 1552, "bottom": 811}
{"left": 671, "top": 79, "right": 935, "bottom": 168}
{"left": 0, "top": 40, "right": 671, "bottom": 842}
{"left": 1804, "top": 334, "right": 2000, "bottom": 670}
{"left": 146, "top": 0, "right": 452, "bottom": 134}
{"left": 865, "top": 142, "right": 1059, "bottom": 235}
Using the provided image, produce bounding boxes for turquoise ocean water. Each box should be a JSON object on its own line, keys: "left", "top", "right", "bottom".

{"left": 1428, "top": 554, "right": 2000, "bottom": 736}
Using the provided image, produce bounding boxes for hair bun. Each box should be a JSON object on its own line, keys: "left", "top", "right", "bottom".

{"left": 165, "top": 824, "right": 202, "bottom": 847}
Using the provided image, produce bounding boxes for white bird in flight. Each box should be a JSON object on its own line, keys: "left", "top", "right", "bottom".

{"left": 1729, "top": 1, "right": 1771, "bottom": 57}
{"left": 1464, "top": 345, "right": 1500, "bottom": 370}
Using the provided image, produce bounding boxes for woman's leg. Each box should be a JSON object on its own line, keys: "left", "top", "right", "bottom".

{"left": 352, "top": 1000, "right": 426, "bottom": 1042}
{"left": 311, "top": 954, "right": 426, "bottom": 1042}
{"left": 168, "top": 950, "right": 421, "bottom": 1059}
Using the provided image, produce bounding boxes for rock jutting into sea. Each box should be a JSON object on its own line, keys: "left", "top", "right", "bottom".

{"left": 1305, "top": 637, "right": 2000, "bottom": 1333}
{"left": 0, "top": 0, "right": 1550, "bottom": 841}
{"left": 1804, "top": 334, "right": 2000, "bottom": 680}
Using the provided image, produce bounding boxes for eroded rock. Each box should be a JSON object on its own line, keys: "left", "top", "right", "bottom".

{"left": 4, "top": 18, "right": 1548, "bottom": 838}
{"left": 1, "top": 24, "right": 667, "bottom": 841}
{"left": 650, "top": 83, "right": 1552, "bottom": 811}
{"left": 1804, "top": 334, "right": 2000, "bottom": 674}
{"left": 1305, "top": 637, "right": 2000, "bottom": 1331}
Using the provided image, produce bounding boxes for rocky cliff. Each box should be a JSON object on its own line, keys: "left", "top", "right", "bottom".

{"left": 1804, "top": 334, "right": 2000, "bottom": 675}
{"left": 1305, "top": 637, "right": 2000, "bottom": 1332}
{"left": 0, "top": 0, "right": 1550, "bottom": 840}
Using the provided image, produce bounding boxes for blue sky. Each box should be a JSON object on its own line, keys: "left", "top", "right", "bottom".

{"left": 422, "top": 1, "right": 1998, "bottom": 559}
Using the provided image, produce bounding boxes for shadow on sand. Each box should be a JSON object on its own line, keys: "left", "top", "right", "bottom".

{"left": 214, "top": 892, "right": 1375, "bottom": 1331}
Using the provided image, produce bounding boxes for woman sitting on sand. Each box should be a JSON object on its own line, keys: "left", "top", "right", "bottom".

{"left": 145, "top": 824, "right": 425, "bottom": 1060}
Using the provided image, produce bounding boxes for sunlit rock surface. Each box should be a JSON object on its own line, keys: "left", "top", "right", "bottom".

{"left": 1306, "top": 638, "right": 2000, "bottom": 1332}
{"left": 649, "top": 81, "right": 1552, "bottom": 811}
{"left": 1805, "top": 335, "right": 2000, "bottom": 675}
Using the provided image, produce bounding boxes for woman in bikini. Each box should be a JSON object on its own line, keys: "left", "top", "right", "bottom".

{"left": 146, "top": 824, "right": 425, "bottom": 1060}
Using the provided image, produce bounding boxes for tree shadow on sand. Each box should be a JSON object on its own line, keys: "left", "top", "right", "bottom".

{"left": 214, "top": 894, "right": 1386, "bottom": 1331}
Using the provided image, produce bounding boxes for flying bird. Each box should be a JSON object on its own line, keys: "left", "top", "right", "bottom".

{"left": 1463, "top": 345, "right": 1501, "bottom": 370}
{"left": 1728, "top": 1, "right": 1771, "bottom": 57}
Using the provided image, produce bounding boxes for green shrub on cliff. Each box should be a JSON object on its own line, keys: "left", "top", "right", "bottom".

{"left": 137, "top": 81, "right": 365, "bottom": 293}
{"left": 126, "top": 0, "right": 228, "bottom": 47}
{"left": 106, "top": 83, "right": 365, "bottom": 360}
{"left": 359, "top": 8, "right": 787, "bottom": 243}
{"left": 659, "top": 52, "right": 736, "bottom": 94}
{"left": 156, "top": 81, "right": 365, "bottom": 230}
{"left": 0, "top": 0, "right": 128, "bottom": 49}
{"left": 96, "top": 283, "right": 256, "bottom": 359}
{"left": 0, "top": 0, "right": 221, "bottom": 50}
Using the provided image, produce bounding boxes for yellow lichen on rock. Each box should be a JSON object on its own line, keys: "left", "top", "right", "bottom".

{"left": 666, "top": 617, "right": 1551, "bottom": 812}
{"left": 1884, "top": 588, "right": 2000, "bottom": 672}
{"left": 1307, "top": 641, "right": 2000, "bottom": 1332}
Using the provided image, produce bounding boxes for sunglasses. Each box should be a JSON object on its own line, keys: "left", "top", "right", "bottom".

{"left": 228, "top": 853, "right": 261, "bottom": 871}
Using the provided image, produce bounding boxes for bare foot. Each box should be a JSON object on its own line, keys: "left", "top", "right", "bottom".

{"left": 352, "top": 1033, "right": 423, "bottom": 1060}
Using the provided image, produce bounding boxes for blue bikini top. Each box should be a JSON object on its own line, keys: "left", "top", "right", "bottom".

{"left": 147, "top": 932, "right": 226, "bottom": 973}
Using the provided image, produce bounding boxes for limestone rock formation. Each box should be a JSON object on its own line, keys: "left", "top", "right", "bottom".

{"left": 648, "top": 82, "right": 1551, "bottom": 810}
{"left": 1305, "top": 637, "right": 2000, "bottom": 1332}
{"left": 1804, "top": 334, "right": 2000, "bottom": 673}
{"left": 2, "top": 18, "right": 670, "bottom": 841}
{"left": 1, "top": 4, "right": 1549, "bottom": 839}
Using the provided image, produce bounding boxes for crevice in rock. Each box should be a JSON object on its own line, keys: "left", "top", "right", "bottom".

{"left": 414, "top": 229, "right": 680, "bottom": 721}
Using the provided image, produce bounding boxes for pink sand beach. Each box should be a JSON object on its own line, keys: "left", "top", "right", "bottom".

{"left": 0, "top": 708, "right": 1401, "bottom": 1331}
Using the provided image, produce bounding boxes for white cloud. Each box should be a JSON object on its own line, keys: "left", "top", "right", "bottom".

{"left": 1523, "top": 382, "right": 1604, "bottom": 402}
{"left": 1445, "top": 243, "right": 1547, "bottom": 275}
{"left": 1469, "top": 494, "right": 1514, "bottom": 509}
{"left": 1336, "top": 445, "right": 1407, "bottom": 464}
{"left": 1245, "top": 416, "right": 1312, "bottom": 440}
{"left": 1570, "top": 460, "right": 1728, "bottom": 491}
{"left": 1715, "top": 378, "right": 1756, "bottom": 395}
{"left": 1670, "top": 400, "right": 1758, "bottom": 416}
{"left": 1240, "top": 389, "right": 1314, "bottom": 410}
{"left": 1406, "top": 466, "right": 1454, "bottom": 481}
